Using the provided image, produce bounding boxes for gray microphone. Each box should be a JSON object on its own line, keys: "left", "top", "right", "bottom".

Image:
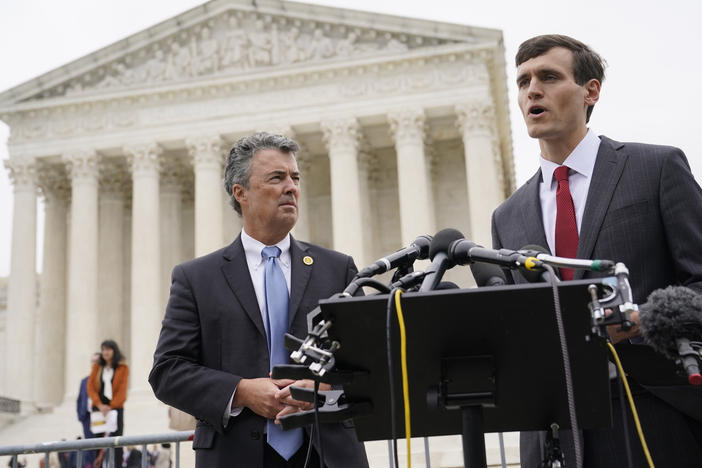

{"left": 639, "top": 286, "right": 702, "bottom": 385}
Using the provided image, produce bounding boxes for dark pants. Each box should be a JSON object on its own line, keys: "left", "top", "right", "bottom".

{"left": 520, "top": 389, "right": 702, "bottom": 468}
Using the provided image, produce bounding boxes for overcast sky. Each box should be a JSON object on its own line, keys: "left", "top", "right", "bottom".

{"left": 1, "top": 0, "right": 701, "bottom": 276}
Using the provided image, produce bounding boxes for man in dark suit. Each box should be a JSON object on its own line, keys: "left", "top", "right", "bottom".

{"left": 492, "top": 35, "right": 702, "bottom": 467}
{"left": 149, "top": 132, "right": 368, "bottom": 467}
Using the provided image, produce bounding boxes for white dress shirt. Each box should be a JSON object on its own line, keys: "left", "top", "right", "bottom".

{"left": 539, "top": 129, "right": 601, "bottom": 255}
{"left": 224, "top": 229, "right": 292, "bottom": 426}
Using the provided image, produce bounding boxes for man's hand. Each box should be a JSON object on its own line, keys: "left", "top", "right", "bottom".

{"left": 274, "top": 380, "right": 332, "bottom": 423}
{"left": 98, "top": 403, "right": 111, "bottom": 416}
{"left": 606, "top": 308, "right": 640, "bottom": 344}
{"left": 275, "top": 379, "right": 332, "bottom": 410}
{"left": 233, "top": 377, "right": 295, "bottom": 419}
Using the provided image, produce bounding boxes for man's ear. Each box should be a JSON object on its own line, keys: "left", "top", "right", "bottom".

{"left": 233, "top": 184, "right": 246, "bottom": 207}
{"left": 584, "top": 78, "right": 601, "bottom": 106}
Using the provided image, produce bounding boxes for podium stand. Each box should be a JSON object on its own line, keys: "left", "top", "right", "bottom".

{"left": 317, "top": 279, "right": 613, "bottom": 466}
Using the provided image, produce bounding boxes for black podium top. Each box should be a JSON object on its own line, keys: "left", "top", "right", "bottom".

{"left": 318, "top": 279, "right": 612, "bottom": 441}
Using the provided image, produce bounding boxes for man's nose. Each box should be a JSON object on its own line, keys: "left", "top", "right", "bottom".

{"left": 527, "top": 79, "right": 543, "bottom": 99}
{"left": 283, "top": 175, "right": 299, "bottom": 194}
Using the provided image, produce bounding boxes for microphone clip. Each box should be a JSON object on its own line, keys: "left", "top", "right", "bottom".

{"left": 587, "top": 263, "right": 639, "bottom": 337}
{"left": 286, "top": 317, "right": 340, "bottom": 377}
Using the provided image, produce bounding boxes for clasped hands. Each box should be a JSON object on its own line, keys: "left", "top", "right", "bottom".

{"left": 233, "top": 377, "right": 330, "bottom": 424}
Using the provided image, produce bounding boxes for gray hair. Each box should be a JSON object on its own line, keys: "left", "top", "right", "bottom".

{"left": 223, "top": 132, "right": 300, "bottom": 215}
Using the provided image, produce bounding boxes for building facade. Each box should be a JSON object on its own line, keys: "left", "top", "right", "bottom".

{"left": 1, "top": 0, "right": 515, "bottom": 464}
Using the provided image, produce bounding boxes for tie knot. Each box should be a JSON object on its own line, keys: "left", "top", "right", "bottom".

{"left": 262, "top": 246, "right": 281, "bottom": 260}
{"left": 554, "top": 165, "right": 571, "bottom": 183}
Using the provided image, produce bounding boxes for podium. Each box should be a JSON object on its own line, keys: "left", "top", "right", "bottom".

{"left": 316, "top": 279, "right": 613, "bottom": 465}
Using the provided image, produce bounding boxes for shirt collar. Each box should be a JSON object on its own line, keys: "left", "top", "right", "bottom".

{"left": 240, "top": 229, "right": 292, "bottom": 268}
{"left": 539, "top": 129, "right": 601, "bottom": 186}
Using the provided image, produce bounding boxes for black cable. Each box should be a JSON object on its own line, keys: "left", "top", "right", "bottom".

{"left": 545, "top": 264, "right": 582, "bottom": 468}
{"left": 386, "top": 288, "right": 399, "bottom": 468}
{"left": 616, "top": 361, "right": 634, "bottom": 468}
{"left": 313, "top": 380, "right": 323, "bottom": 467}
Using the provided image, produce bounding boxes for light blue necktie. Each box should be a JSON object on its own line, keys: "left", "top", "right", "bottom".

{"left": 262, "top": 246, "right": 303, "bottom": 460}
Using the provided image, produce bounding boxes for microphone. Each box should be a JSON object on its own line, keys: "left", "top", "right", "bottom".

{"left": 419, "top": 228, "right": 464, "bottom": 292}
{"left": 355, "top": 235, "right": 432, "bottom": 278}
{"left": 448, "top": 239, "right": 544, "bottom": 272}
{"left": 469, "top": 262, "right": 507, "bottom": 287}
{"left": 639, "top": 286, "right": 702, "bottom": 385}
{"left": 517, "top": 248, "right": 615, "bottom": 274}
{"left": 518, "top": 245, "right": 558, "bottom": 283}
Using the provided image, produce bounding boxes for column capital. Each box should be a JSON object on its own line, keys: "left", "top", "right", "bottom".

{"left": 63, "top": 149, "right": 99, "bottom": 182}
{"left": 37, "top": 163, "right": 70, "bottom": 203}
{"left": 321, "top": 118, "right": 361, "bottom": 153}
{"left": 388, "top": 108, "right": 426, "bottom": 144}
{"left": 186, "top": 135, "right": 224, "bottom": 169}
{"left": 160, "top": 156, "right": 186, "bottom": 192}
{"left": 124, "top": 143, "right": 163, "bottom": 176}
{"left": 455, "top": 100, "right": 497, "bottom": 137}
{"left": 5, "top": 157, "right": 38, "bottom": 191}
{"left": 99, "top": 159, "right": 130, "bottom": 196}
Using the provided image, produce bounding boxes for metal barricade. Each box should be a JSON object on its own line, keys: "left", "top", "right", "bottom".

{"left": 0, "top": 430, "right": 194, "bottom": 468}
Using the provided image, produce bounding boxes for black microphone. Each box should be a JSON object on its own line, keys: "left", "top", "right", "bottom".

{"left": 448, "top": 239, "right": 543, "bottom": 271}
{"left": 356, "top": 235, "right": 432, "bottom": 278}
{"left": 639, "top": 286, "right": 702, "bottom": 385}
{"left": 470, "top": 262, "right": 507, "bottom": 287}
{"left": 519, "top": 245, "right": 558, "bottom": 283}
{"left": 419, "top": 228, "right": 464, "bottom": 292}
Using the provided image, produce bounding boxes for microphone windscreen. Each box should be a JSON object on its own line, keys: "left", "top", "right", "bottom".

{"left": 470, "top": 262, "right": 507, "bottom": 287}
{"left": 639, "top": 286, "right": 702, "bottom": 359}
{"left": 519, "top": 244, "right": 550, "bottom": 283}
{"left": 429, "top": 228, "right": 464, "bottom": 260}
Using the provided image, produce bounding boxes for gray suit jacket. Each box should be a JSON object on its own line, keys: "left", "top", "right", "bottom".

{"left": 149, "top": 235, "right": 368, "bottom": 468}
{"left": 491, "top": 136, "right": 702, "bottom": 466}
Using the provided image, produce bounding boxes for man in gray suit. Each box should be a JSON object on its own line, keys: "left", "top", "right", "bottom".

{"left": 492, "top": 35, "right": 702, "bottom": 467}
{"left": 149, "top": 132, "right": 368, "bottom": 467}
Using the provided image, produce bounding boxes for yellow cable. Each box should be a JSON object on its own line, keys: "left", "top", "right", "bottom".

{"left": 394, "top": 289, "right": 411, "bottom": 468}
{"left": 606, "top": 342, "right": 655, "bottom": 468}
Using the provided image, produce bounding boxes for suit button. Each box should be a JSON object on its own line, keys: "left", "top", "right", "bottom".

{"left": 250, "top": 430, "right": 261, "bottom": 440}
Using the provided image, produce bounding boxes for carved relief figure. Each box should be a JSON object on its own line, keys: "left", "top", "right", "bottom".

{"left": 282, "top": 27, "right": 306, "bottom": 64}
{"left": 144, "top": 48, "right": 167, "bottom": 82}
{"left": 335, "top": 31, "right": 358, "bottom": 58}
{"left": 221, "top": 16, "right": 248, "bottom": 69}
{"left": 308, "top": 28, "right": 334, "bottom": 60}
{"left": 247, "top": 20, "right": 274, "bottom": 67}
{"left": 193, "top": 27, "right": 219, "bottom": 75}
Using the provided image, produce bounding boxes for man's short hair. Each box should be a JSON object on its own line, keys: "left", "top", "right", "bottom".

{"left": 516, "top": 34, "right": 606, "bottom": 122}
{"left": 223, "top": 132, "right": 300, "bottom": 215}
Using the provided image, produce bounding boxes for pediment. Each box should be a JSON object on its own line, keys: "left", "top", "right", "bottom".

{"left": 0, "top": 0, "right": 501, "bottom": 107}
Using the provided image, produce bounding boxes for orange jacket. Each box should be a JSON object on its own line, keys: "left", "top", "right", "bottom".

{"left": 87, "top": 362, "right": 129, "bottom": 409}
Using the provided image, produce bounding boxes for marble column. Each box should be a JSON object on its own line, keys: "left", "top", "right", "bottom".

{"left": 388, "top": 109, "right": 436, "bottom": 245}
{"left": 4, "top": 157, "right": 38, "bottom": 402}
{"left": 125, "top": 143, "right": 162, "bottom": 400}
{"left": 456, "top": 100, "right": 504, "bottom": 247}
{"left": 160, "top": 157, "right": 184, "bottom": 312}
{"left": 187, "top": 136, "right": 224, "bottom": 256}
{"left": 291, "top": 150, "right": 311, "bottom": 242}
{"left": 321, "top": 118, "right": 368, "bottom": 266}
{"left": 35, "top": 165, "right": 70, "bottom": 406}
{"left": 98, "top": 161, "right": 127, "bottom": 346}
{"left": 63, "top": 149, "right": 100, "bottom": 400}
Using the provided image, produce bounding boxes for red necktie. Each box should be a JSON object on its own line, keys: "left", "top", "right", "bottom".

{"left": 554, "top": 165, "right": 579, "bottom": 280}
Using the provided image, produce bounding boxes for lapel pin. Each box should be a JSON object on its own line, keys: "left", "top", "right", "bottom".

{"left": 303, "top": 256, "right": 314, "bottom": 266}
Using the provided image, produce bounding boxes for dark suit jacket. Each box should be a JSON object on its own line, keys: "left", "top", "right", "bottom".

{"left": 149, "top": 235, "right": 368, "bottom": 468}
{"left": 491, "top": 136, "right": 702, "bottom": 466}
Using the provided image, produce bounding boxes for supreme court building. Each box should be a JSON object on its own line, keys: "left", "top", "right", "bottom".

{"left": 0, "top": 0, "right": 515, "bottom": 463}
